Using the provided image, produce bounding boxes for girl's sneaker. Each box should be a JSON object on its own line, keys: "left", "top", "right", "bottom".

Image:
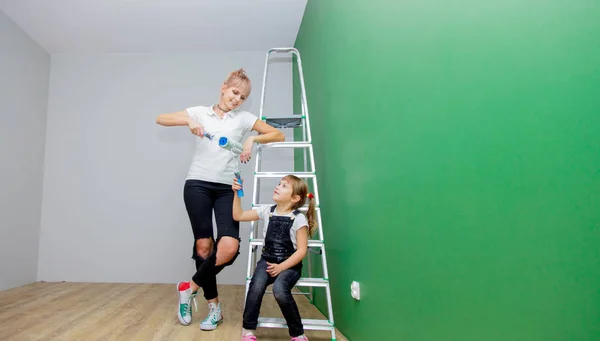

{"left": 177, "top": 281, "right": 198, "bottom": 326}
{"left": 241, "top": 335, "right": 257, "bottom": 341}
{"left": 291, "top": 336, "right": 309, "bottom": 341}
{"left": 200, "top": 302, "right": 223, "bottom": 330}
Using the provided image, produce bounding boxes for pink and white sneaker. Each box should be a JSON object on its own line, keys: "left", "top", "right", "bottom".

{"left": 241, "top": 334, "right": 257, "bottom": 341}
{"left": 291, "top": 336, "right": 309, "bottom": 341}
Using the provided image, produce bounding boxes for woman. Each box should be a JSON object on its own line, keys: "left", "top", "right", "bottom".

{"left": 156, "top": 68, "right": 285, "bottom": 331}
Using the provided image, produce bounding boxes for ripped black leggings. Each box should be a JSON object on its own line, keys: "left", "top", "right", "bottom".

{"left": 184, "top": 179, "right": 241, "bottom": 300}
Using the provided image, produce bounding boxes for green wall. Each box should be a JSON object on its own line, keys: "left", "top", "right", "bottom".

{"left": 293, "top": 1, "right": 600, "bottom": 340}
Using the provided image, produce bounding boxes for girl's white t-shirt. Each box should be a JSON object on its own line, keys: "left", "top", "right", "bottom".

{"left": 185, "top": 105, "right": 258, "bottom": 185}
{"left": 253, "top": 205, "right": 308, "bottom": 250}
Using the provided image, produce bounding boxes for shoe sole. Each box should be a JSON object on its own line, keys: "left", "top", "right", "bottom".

{"left": 176, "top": 283, "right": 192, "bottom": 326}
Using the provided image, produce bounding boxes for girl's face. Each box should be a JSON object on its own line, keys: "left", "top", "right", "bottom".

{"left": 220, "top": 84, "right": 249, "bottom": 111}
{"left": 272, "top": 179, "right": 298, "bottom": 205}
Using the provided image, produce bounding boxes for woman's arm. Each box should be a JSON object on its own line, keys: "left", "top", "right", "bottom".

{"left": 156, "top": 110, "right": 190, "bottom": 126}
{"left": 266, "top": 226, "right": 308, "bottom": 276}
{"left": 156, "top": 110, "right": 204, "bottom": 137}
{"left": 241, "top": 120, "right": 285, "bottom": 163}
{"left": 251, "top": 120, "right": 285, "bottom": 144}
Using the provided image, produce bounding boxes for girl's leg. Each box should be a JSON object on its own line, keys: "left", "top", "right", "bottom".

{"left": 243, "top": 258, "right": 275, "bottom": 331}
{"left": 272, "top": 267, "right": 304, "bottom": 337}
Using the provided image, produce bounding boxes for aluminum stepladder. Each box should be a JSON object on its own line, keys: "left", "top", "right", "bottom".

{"left": 243, "top": 47, "right": 336, "bottom": 340}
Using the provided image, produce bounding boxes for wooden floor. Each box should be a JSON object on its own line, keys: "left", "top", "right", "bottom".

{"left": 0, "top": 282, "right": 347, "bottom": 341}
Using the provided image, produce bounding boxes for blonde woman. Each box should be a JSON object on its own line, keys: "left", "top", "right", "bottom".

{"left": 156, "top": 69, "right": 284, "bottom": 331}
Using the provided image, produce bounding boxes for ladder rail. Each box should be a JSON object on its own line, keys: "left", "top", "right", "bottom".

{"left": 245, "top": 47, "right": 336, "bottom": 341}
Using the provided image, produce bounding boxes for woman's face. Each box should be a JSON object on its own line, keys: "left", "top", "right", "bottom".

{"left": 221, "top": 84, "right": 250, "bottom": 111}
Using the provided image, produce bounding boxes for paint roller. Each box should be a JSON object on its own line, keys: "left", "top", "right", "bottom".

{"left": 203, "top": 132, "right": 244, "bottom": 155}
{"left": 202, "top": 131, "right": 244, "bottom": 197}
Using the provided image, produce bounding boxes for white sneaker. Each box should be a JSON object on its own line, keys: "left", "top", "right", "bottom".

{"left": 177, "top": 281, "right": 198, "bottom": 326}
{"left": 200, "top": 302, "right": 223, "bottom": 331}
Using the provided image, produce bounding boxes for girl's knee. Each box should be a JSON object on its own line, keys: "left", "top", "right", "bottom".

{"left": 272, "top": 282, "right": 291, "bottom": 302}
{"left": 248, "top": 282, "right": 264, "bottom": 296}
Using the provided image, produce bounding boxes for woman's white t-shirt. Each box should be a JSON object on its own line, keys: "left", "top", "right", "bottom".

{"left": 185, "top": 105, "right": 258, "bottom": 185}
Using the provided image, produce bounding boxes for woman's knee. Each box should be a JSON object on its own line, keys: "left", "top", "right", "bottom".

{"left": 195, "top": 238, "right": 213, "bottom": 259}
{"left": 215, "top": 237, "right": 240, "bottom": 266}
{"left": 216, "top": 246, "right": 239, "bottom": 266}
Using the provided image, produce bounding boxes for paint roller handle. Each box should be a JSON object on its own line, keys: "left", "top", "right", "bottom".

{"left": 203, "top": 131, "right": 215, "bottom": 141}
{"left": 234, "top": 172, "right": 244, "bottom": 197}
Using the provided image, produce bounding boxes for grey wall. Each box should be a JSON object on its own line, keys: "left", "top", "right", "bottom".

{"left": 0, "top": 10, "right": 50, "bottom": 291}
{"left": 38, "top": 52, "right": 294, "bottom": 285}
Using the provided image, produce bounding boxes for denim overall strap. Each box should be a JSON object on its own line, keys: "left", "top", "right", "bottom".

{"left": 262, "top": 205, "right": 298, "bottom": 263}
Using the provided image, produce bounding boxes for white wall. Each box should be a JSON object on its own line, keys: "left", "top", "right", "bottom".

{"left": 38, "top": 52, "right": 295, "bottom": 285}
{"left": 0, "top": 10, "right": 50, "bottom": 291}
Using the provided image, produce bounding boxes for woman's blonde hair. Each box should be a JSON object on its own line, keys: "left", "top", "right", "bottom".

{"left": 282, "top": 175, "right": 317, "bottom": 237}
{"left": 223, "top": 68, "right": 251, "bottom": 95}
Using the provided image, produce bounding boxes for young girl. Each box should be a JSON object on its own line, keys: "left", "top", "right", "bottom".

{"left": 232, "top": 175, "right": 317, "bottom": 341}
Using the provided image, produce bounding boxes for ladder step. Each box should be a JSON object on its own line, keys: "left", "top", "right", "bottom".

{"left": 255, "top": 171, "right": 315, "bottom": 178}
{"left": 252, "top": 204, "right": 320, "bottom": 211}
{"left": 268, "top": 47, "right": 298, "bottom": 54}
{"left": 247, "top": 277, "right": 329, "bottom": 288}
{"left": 264, "top": 290, "right": 310, "bottom": 296}
{"left": 258, "top": 317, "right": 334, "bottom": 331}
{"left": 259, "top": 141, "right": 312, "bottom": 148}
{"left": 296, "top": 278, "right": 329, "bottom": 287}
{"left": 250, "top": 239, "right": 324, "bottom": 248}
{"left": 263, "top": 116, "right": 304, "bottom": 129}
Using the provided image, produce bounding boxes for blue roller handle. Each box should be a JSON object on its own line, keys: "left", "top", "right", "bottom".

{"left": 234, "top": 171, "right": 244, "bottom": 197}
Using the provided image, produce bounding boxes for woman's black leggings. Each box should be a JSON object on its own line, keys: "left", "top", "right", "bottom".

{"left": 183, "top": 179, "right": 240, "bottom": 300}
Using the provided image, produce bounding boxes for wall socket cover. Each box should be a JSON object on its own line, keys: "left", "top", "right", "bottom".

{"left": 351, "top": 281, "right": 360, "bottom": 300}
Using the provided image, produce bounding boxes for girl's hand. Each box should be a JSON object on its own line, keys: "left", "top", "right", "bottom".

{"left": 266, "top": 262, "right": 284, "bottom": 277}
{"left": 240, "top": 136, "right": 255, "bottom": 163}
{"left": 188, "top": 118, "right": 204, "bottom": 137}
{"left": 232, "top": 177, "right": 243, "bottom": 192}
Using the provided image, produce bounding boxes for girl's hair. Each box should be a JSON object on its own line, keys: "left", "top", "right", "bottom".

{"left": 282, "top": 175, "right": 317, "bottom": 237}
{"left": 223, "top": 68, "right": 252, "bottom": 95}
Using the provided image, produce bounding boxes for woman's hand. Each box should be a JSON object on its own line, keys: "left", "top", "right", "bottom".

{"left": 188, "top": 118, "right": 204, "bottom": 137}
{"left": 240, "top": 136, "right": 255, "bottom": 163}
{"left": 232, "top": 177, "right": 243, "bottom": 192}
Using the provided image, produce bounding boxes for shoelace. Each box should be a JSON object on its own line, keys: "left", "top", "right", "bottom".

{"left": 192, "top": 295, "right": 198, "bottom": 312}
{"left": 182, "top": 293, "right": 199, "bottom": 316}
{"left": 203, "top": 305, "right": 220, "bottom": 322}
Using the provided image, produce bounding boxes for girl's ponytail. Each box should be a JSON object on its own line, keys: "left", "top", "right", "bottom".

{"left": 306, "top": 193, "right": 317, "bottom": 237}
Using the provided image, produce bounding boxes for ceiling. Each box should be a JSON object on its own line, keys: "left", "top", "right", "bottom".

{"left": 0, "top": 0, "right": 308, "bottom": 54}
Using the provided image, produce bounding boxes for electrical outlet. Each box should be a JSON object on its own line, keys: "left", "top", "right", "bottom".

{"left": 351, "top": 281, "right": 360, "bottom": 300}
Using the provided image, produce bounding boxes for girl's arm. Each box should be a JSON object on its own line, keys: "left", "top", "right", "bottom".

{"left": 232, "top": 179, "right": 259, "bottom": 222}
{"left": 267, "top": 226, "right": 308, "bottom": 276}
